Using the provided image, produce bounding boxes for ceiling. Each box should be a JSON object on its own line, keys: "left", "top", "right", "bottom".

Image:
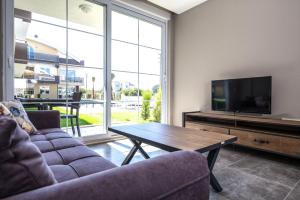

{"left": 15, "top": 0, "right": 104, "bottom": 32}
{"left": 147, "top": 0, "right": 209, "bottom": 14}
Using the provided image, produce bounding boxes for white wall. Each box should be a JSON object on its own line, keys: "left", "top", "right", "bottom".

{"left": 172, "top": 0, "right": 300, "bottom": 125}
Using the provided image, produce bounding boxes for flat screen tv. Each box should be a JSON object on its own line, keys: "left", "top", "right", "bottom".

{"left": 211, "top": 76, "right": 272, "bottom": 114}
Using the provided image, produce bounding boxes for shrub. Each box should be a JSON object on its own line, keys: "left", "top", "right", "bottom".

{"left": 141, "top": 90, "right": 152, "bottom": 120}
{"left": 122, "top": 88, "right": 142, "bottom": 96}
{"left": 153, "top": 88, "right": 161, "bottom": 122}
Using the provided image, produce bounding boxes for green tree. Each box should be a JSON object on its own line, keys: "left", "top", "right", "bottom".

{"left": 122, "top": 88, "right": 143, "bottom": 96}
{"left": 80, "top": 88, "right": 86, "bottom": 94}
{"left": 122, "top": 89, "right": 130, "bottom": 96}
{"left": 153, "top": 88, "right": 161, "bottom": 122}
{"left": 141, "top": 90, "right": 152, "bottom": 120}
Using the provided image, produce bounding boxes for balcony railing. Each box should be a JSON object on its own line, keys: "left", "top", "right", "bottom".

{"left": 21, "top": 99, "right": 160, "bottom": 137}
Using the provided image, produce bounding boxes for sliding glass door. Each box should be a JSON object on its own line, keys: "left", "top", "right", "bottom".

{"left": 12, "top": 0, "right": 167, "bottom": 139}
{"left": 111, "top": 10, "right": 163, "bottom": 125}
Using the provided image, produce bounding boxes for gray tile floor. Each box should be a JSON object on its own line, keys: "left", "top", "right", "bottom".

{"left": 89, "top": 139, "right": 300, "bottom": 200}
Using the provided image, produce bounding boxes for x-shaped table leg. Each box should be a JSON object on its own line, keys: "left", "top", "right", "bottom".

{"left": 130, "top": 139, "right": 150, "bottom": 159}
{"left": 207, "top": 147, "right": 222, "bottom": 192}
{"left": 122, "top": 139, "right": 150, "bottom": 165}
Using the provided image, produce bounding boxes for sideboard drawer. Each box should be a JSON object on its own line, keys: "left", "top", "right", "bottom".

{"left": 230, "top": 129, "right": 300, "bottom": 157}
{"left": 185, "top": 122, "right": 229, "bottom": 134}
{"left": 230, "top": 129, "right": 281, "bottom": 152}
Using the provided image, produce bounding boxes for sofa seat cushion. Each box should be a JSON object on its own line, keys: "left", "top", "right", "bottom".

{"left": 30, "top": 129, "right": 82, "bottom": 153}
{"left": 44, "top": 146, "right": 117, "bottom": 182}
{"left": 57, "top": 146, "right": 99, "bottom": 164}
{"left": 69, "top": 156, "right": 117, "bottom": 177}
{"left": 43, "top": 151, "right": 65, "bottom": 165}
{"left": 50, "top": 156, "right": 117, "bottom": 182}
{"left": 30, "top": 128, "right": 117, "bottom": 183}
{"left": 50, "top": 165, "right": 79, "bottom": 182}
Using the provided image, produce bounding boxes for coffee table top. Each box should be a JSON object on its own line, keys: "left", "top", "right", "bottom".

{"left": 109, "top": 123, "right": 237, "bottom": 153}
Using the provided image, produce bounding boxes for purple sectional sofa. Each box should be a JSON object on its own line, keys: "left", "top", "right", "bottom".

{"left": 1, "top": 110, "right": 210, "bottom": 200}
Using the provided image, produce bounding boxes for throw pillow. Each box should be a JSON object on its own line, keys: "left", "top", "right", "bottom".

{"left": 2, "top": 100, "right": 37, "bottom": 134}
{"left": 0, "top": 103, "right": 12, "bottom": 117}
{"left": 0, "top": 116, "right": 57, "bottom": 198}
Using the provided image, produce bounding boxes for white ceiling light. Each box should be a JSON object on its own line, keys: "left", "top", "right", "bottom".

{"left": 79, "top": 3, "right": 93, "bottom": 14}
{"left": 148, "top": 0, "right": 209, "bottom": 14}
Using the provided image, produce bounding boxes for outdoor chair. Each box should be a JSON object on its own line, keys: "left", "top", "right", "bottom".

{"left": 60, "top": 92, "right": 82, "bottom": 137}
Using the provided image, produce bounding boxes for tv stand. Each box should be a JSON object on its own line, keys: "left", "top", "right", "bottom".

{"left": 183, "top": 111, "right": 300, "bottom": 158}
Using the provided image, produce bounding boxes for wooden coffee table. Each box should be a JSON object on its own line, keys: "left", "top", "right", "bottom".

{"left": 108, "top": 123, "right": 237, "bottom": 192}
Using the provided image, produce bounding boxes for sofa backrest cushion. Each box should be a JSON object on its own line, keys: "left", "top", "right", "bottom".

{"left": 0, "top": 116, "right": 57, "bottom": 198}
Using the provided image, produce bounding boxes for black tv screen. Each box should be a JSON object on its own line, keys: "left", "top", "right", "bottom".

{"left": 211, "top": 76, "right": 272, "bottom": 114}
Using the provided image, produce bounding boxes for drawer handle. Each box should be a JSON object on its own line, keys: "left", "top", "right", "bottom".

{"left": 254, "top": 139, "right": 269, "bottom": 144}
{"left": 202, "top": 129, "right": 208, "bottom": 131}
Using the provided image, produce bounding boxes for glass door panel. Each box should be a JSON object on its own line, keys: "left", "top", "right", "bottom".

{"left": 14, "top": 0, "right": 106, "bottom": 138}
{"left": 111, "top": 11, "right": 139, "bottom": 125}
{"left": 111, "top": 11, "right": 163, "bottom": 125}
{"left": 66, "top": 1, "right": 105, "bottom": 137}
{"left": 14, "top": 0, "right": 67, "bottom": 119}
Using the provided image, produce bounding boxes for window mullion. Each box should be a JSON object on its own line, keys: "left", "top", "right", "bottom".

{"left": 105, "top": 3, "right": 112, "bottom": 133}
{"left": 137, "top": 19, "right": 140, "bottom": 122}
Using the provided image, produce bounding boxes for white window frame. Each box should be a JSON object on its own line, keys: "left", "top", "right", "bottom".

{"left": 1, "top": 0, "right": 15, "bottom": 101}
{"left": 110, "top": 2, "right": 168, "bottom": 124}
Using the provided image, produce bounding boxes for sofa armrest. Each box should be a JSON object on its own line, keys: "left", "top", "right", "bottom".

{"left": 27, "top": 111, "right": 60, "bottom": 130}
{"left": 4, "top": 151, "right": 210, "bottom": 200}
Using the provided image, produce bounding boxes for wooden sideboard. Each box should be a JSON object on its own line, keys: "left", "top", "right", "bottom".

{"left": 183, "top": 111, "right": 300, "bottom": 158}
